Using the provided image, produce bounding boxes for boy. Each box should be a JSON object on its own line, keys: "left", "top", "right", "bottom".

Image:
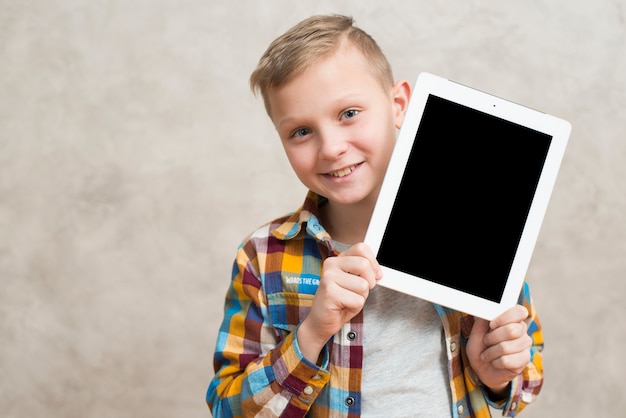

{"left": 207, "top": 14, "right": 543, "bottom": 418}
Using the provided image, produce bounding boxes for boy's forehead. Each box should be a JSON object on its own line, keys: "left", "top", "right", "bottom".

{"left": 267, "top": 44, "right": 382, "bottom": 113}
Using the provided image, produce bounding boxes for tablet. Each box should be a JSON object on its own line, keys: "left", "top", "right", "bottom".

{"left": 364, "top": 72, "right": 571, "bottom": 320}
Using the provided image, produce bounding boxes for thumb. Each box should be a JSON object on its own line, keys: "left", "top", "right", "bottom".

{"left": 470, "top": 317, "right": 490, "bottom": 340}
{"left": 467, "top": 317, "right": 491, "bottom": 362}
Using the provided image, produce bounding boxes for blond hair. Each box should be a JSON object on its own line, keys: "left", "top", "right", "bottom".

{"left": 250, "top": 14, "right": 394, "bottom": 115}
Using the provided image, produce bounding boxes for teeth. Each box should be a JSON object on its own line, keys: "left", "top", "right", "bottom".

{"left": 329, "top": 165, "right": 357, "bottom": 178}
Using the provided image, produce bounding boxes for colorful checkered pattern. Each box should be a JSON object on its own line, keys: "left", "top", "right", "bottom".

{"left": 207, "top": 191, "right": 544, "bottom": 417}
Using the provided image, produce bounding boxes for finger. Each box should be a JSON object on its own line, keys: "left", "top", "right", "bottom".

{"left": 484, "top": 321, "right": 528, "bottom": 347}
{"left": 335, "top": 270, "right": 373, "bottom": 296}
{"left": 484, "top": 348, "right": 531, "bottom": 373}
{"left": 314, "top": 269, "right": 370, "bottom": 312}
{"left": 332, "top": 258, "right": 378, "bottom": 289}
{"left": 323, "top": 257, "right": 376, "bottom": 294}
{"left": 481, "top": 333, "right": 532, "bottom": 363}
{"left": 339, "top": 286, "right": 370, "bottom": 312}
{"left": 489, "top": 305, "right": 529, "bottom": 330}
{"left": 340, "top": 242, "right": 382, "bottom": 280}
{"left": 470, "top": 316, "right": 491, "bottom": 340}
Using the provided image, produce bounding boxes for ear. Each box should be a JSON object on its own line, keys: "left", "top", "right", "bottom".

{"left": 391, "top": 79, "right": 412, "bottom": 129}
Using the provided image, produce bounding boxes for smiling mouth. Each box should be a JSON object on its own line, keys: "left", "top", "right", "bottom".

{"left": 327, "top": 164, "right": 358, "bottom": 178}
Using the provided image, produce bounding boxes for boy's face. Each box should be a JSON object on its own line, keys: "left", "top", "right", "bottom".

{"left": 267, "top": 43, "right": 410, "bottom": 210}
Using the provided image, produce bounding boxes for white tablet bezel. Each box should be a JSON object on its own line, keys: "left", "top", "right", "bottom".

{"left": 364, "top": 72, "right": 571, "bottom": 320}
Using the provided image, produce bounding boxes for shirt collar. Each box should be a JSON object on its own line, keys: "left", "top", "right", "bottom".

{"left": 271, "top": 190, "right": 332, "bottom": 245}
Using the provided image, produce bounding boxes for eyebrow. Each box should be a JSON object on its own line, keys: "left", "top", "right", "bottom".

{"left": 276, "top": 118, "right": 297, "bottom": 132}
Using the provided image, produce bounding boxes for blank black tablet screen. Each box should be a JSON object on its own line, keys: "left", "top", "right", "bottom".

{"left": 377, "top": 95, "right": 552, "bottom": 302}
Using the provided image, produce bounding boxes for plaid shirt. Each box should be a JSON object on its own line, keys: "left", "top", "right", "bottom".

{"left": 207, "top": 191, "right": 544, "bottom": 417}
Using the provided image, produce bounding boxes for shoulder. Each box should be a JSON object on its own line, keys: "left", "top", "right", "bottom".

{"left": 240, "top": 190, "right": 323, "bottom": 248}
{"left": 237, "top": 213, "right": 293, "bottom": 257}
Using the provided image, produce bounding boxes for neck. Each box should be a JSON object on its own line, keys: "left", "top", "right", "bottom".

{"left": 319, "top": 200, "right": 375, "bottom": 244}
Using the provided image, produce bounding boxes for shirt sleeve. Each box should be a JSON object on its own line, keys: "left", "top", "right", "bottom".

{"left": 485, "top": 281, "right": 545, "bottom": 416}
{"left": 206, "top": 242, "right": 331, "bottom": 418}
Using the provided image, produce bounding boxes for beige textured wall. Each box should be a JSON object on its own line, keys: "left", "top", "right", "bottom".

{"left": 1, "top": 1, "right": 624, "bottom": 417}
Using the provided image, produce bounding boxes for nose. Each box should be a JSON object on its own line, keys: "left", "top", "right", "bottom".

{"left": 318, "top": 125, "right": 349, "bottom": 160}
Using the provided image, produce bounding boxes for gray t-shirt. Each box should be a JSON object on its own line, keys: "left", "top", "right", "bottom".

{"left": 361, "top": 285, "right": 452, "bottom": 417}
{"left": 332, "top": 241, "right": 451, "bottom": 416}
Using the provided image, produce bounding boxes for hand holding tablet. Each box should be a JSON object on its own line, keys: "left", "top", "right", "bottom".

{"left": 364, "top": 72, "right": 571, "bottom": 320}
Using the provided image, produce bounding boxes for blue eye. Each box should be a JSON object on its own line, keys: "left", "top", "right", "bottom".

{"left": 343, "top": 109, "right": 359, "bottom": 119}
{"left": 292, "top": 127, "right": 311, "bottom": 138}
